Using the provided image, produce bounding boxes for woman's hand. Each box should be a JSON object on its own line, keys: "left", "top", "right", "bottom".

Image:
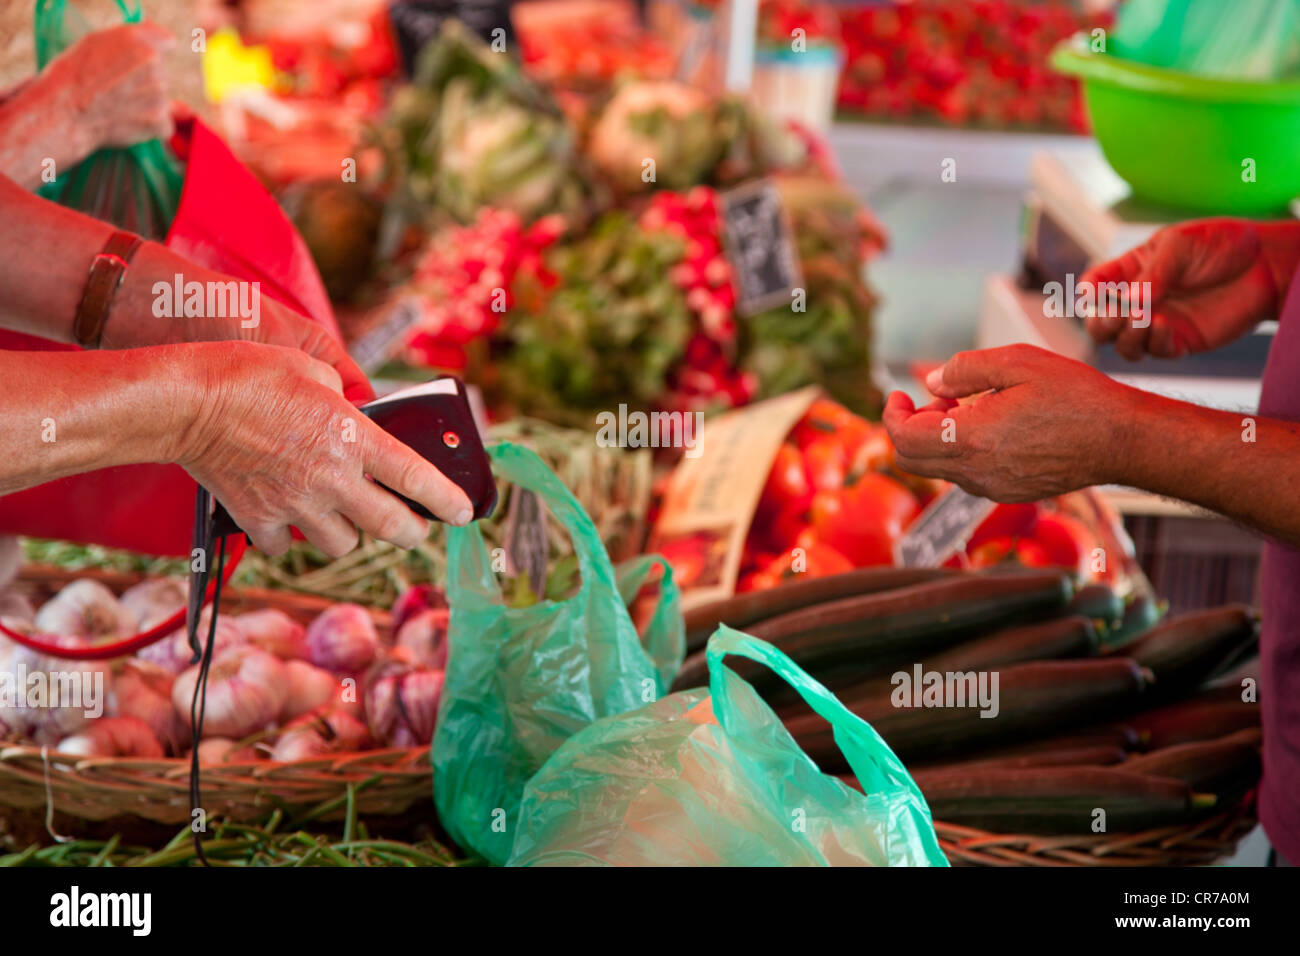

{"left": 46, "top": 22, "right": 175, "bottom": 158}
{"left": 1079, "top": 219, "right": 1279, "bottom": 360}
{"left": 172, "top": 342, "right": 473, "bottom": 557}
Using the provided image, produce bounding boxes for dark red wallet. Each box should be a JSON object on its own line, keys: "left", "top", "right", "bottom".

{"left": 210, "top": 375, "right": 495, "bottom": 537}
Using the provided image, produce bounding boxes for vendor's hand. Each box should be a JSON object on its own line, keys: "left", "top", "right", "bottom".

{"left": 882, "top": 345, "right": 1135, "bottom": 502}
{"left": 45, "top": 23, "right": 175, "bottom": 159}
{"left": 1079, "top": 219, "right": 1276, "bottom": 360}
{"left": 173, "top": 342, "right": 473, "bottom": 557}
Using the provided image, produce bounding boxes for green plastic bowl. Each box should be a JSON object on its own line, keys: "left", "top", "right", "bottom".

{"left": 1052, "top": 36, "right": 1300, "bottom": 215}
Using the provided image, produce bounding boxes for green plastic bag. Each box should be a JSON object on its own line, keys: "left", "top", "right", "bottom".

{"left": 35, "top": 0, "right": 184, "bottom": 238}
{"left": 508, "top": 626, "right": 948, "bottom": 866}
{"left": 432, "top": 441, "right": 683, "bottom": 865}
{"left": 1113, "top": 0, "right": 1300, "bottom": 80}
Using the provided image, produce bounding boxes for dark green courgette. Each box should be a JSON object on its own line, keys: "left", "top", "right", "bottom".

{"left": 1130, "top": 695, "right": 1261, "bottom": 750}
{"left": 1068, "top": 584, "right": 1123, "bottom": 636}
{"left": 684, "top": 566, "right": 954, "bottom": 651}
{"left": 1102, "top": 592, "right": 1164, "bottom": 649}
{"left": 1122, "top": 733, "right": 1261, "bottom": 803}
{"left": 787, "top": 656, "right": 1149, "bottom": 768}
{"left": 909, "top": 744, "right": 1127, "bottom": 777}
{"left": 1120, "top": 605, "right": 1259, "bottom": 701}
{"left": 775, "top": 614, "right": 1099, "bottom": 719}
{"left": 672, "top": 569, "right": 1073, "bottom": 692}
{"left": 914, "top": 767, "right": 1213, "bottom": 834}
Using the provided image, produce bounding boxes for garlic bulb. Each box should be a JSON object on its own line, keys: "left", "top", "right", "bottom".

{"left": 394, "top": 608, "right": 449, "bottom": 670}
{"left": 119, "top": 577, "right": 187, "bottom": 631}
{"left": 5, "top": 636, "right": 113, "bottom": 746}
{"left": 139, "top": 616, "right": 245, "bottom": 674}
{"left": 364, "top": 659, "right": 443, "bottom": 747}
{"left": 280, "top": 660, "right": 341, "bottom": 722}
{"left": 113, "top": 659, "right": 182, "bottom": 754}
{"left": 270, "top": 706, "right": 370, "bottom": 762}
{"left": 34, "top": 579, "right": 137, "bottom": 640}
{"left": 172, "top": 645, "right": 287, "bottom": 739}
{"left": 235, "top": 608, "right": 307, "bottom": 660}
{"left": 305, "top": 604, "right": 379, "bottom": 673}
{"left": 195, "top": 737, "right": 260, "bottom": 765}
{"left": 56, "top": 716, "right": 164, "bottom": 758}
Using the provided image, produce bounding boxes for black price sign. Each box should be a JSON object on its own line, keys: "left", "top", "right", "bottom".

{"left": 895, "top": 486, "right": 997, "bottom": 568}
{"left": 720, "top": 179, "right": 803, "bottom": 316}
{"left": 388, "top": 0, "right": 516, "bottom": 74}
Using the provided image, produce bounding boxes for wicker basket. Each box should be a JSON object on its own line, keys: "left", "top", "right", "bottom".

{"left": 1, "top": 566, "right": 431, "bottom": 835}
{"left": 934, "top": 795, "right": 1258, "bottom": 867}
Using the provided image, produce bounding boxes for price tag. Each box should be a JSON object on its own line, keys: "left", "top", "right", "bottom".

{"left": 388, "top": 0, "right": 516, "bottom": 74}
{"left": 348, "top": 298, "right": 422, "bottom": 374}
{"left": 720, "top": 179, "right": 803, "bottom": 316}
{"left": 895, "top": 486, "right": 997, "bottom": 568}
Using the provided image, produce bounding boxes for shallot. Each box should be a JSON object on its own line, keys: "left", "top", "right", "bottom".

{"left": 394, "top": 607, "right": 449, "bottom": 669}
{"left": 235, "top": 608, "right": 308, "bottom": 660}
{"left": 390, "top": 584, "right": 446, "bottom": 637}
{"left": 56, "top": 716, "right": 164, "bottom": 759}
{"left": 270, "top": 706, "right": 370, "bottom": 762}
{"left": 172, "top": 645, "right": 287, "bottom": 739}
{"left": 365, "top": 659, "right": 443, "bottom": 747}
{"left": 305, "top": 604, "right": 378, "bottom": 673}
{"left": 34, "top": 579, "right": 136, "bottom": 640}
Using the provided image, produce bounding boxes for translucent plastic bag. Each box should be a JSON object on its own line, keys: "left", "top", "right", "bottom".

{"left": 432, "top": 441, "right": 684, "bottom": 865}
{"left": 1113, "top": 0, "right": 1300, "bottom": 80}
{"left": 35, "top": 0, "right": 183, "bottom": 237}
{"left": 508, "top": 626, "right": 948, "bottom": 867}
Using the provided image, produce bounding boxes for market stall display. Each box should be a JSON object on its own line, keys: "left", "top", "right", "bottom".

{"left": 0, "top": 0, "right": 1284, "bottom": 878}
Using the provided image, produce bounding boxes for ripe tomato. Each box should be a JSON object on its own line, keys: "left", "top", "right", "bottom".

{"left": 803, "top": 438, "right": 848, "bottom": 493}
{"left": 790, "top": 398, "right": 860, "bottom": 448}
{"left": 1013, "top": 538, "right": 1054, "bottom": 568}
{"left": 810, "top": 474, "right": 919, "bottom": 566}
{"left": 757, "top": 443, "right": 812, "bottom": 515}
{"left": 843, "top": 424, "right": 894, "bottom": 474}
{"left": 968, "top": 536, "right": 1012, "bottom": 569}
{"left": 762, "top": 541, "right": 852, "bottom": 582}
{"left": 967, "top": 503, "right": 1039, "bottom": 550}
{"left": 1032, "top": 513, "right": 1097, "bottom": 577}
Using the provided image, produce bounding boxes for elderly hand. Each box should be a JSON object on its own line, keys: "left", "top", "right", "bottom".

{"left": 1079, "top": 218, "right": 1277, "bottom": 360}
{"left": 44, "top": 23, "right": 175, "bottom": 158}
{"left": 882, "top": 344, "right": 1138, "bottom": 502}
{"left": 172, "top": 342, "right": 473, "bottom": 557}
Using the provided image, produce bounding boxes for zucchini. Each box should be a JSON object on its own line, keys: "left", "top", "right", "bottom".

{"left": 924, "top": 725, "right": 1143, "bottom": 763}
{"left": 788, "top": 657, "right": 1149, "bottom": 768}
{"left": 775, "top": 615, "right": 1099, "bottom": 720}
{"left": 913, "top": 766, "right": 1214, "bottom": 834}
{"left": 1121, "top": 605, "right": 1259, "bottom": 701}
{"left": 909, "top": 744, "right": 1127, "bottom": 777}
{"left": 684, "top": 567, "right": 953, "bottom": 651}
{"left": 1068, "top": 584, "right": 1123, "bottom": 636}
{"left": 672, "top": 569, "right": 1073, "bottom": 692}
{"left": 1131, "top": 696, "right": 1261, "bottom": 750}
{"left": 1123, "top": 734, "right": 1261, "bottom": 802}
{"left": 1102, "top": 592, "right": 1163, "bottom": 649}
